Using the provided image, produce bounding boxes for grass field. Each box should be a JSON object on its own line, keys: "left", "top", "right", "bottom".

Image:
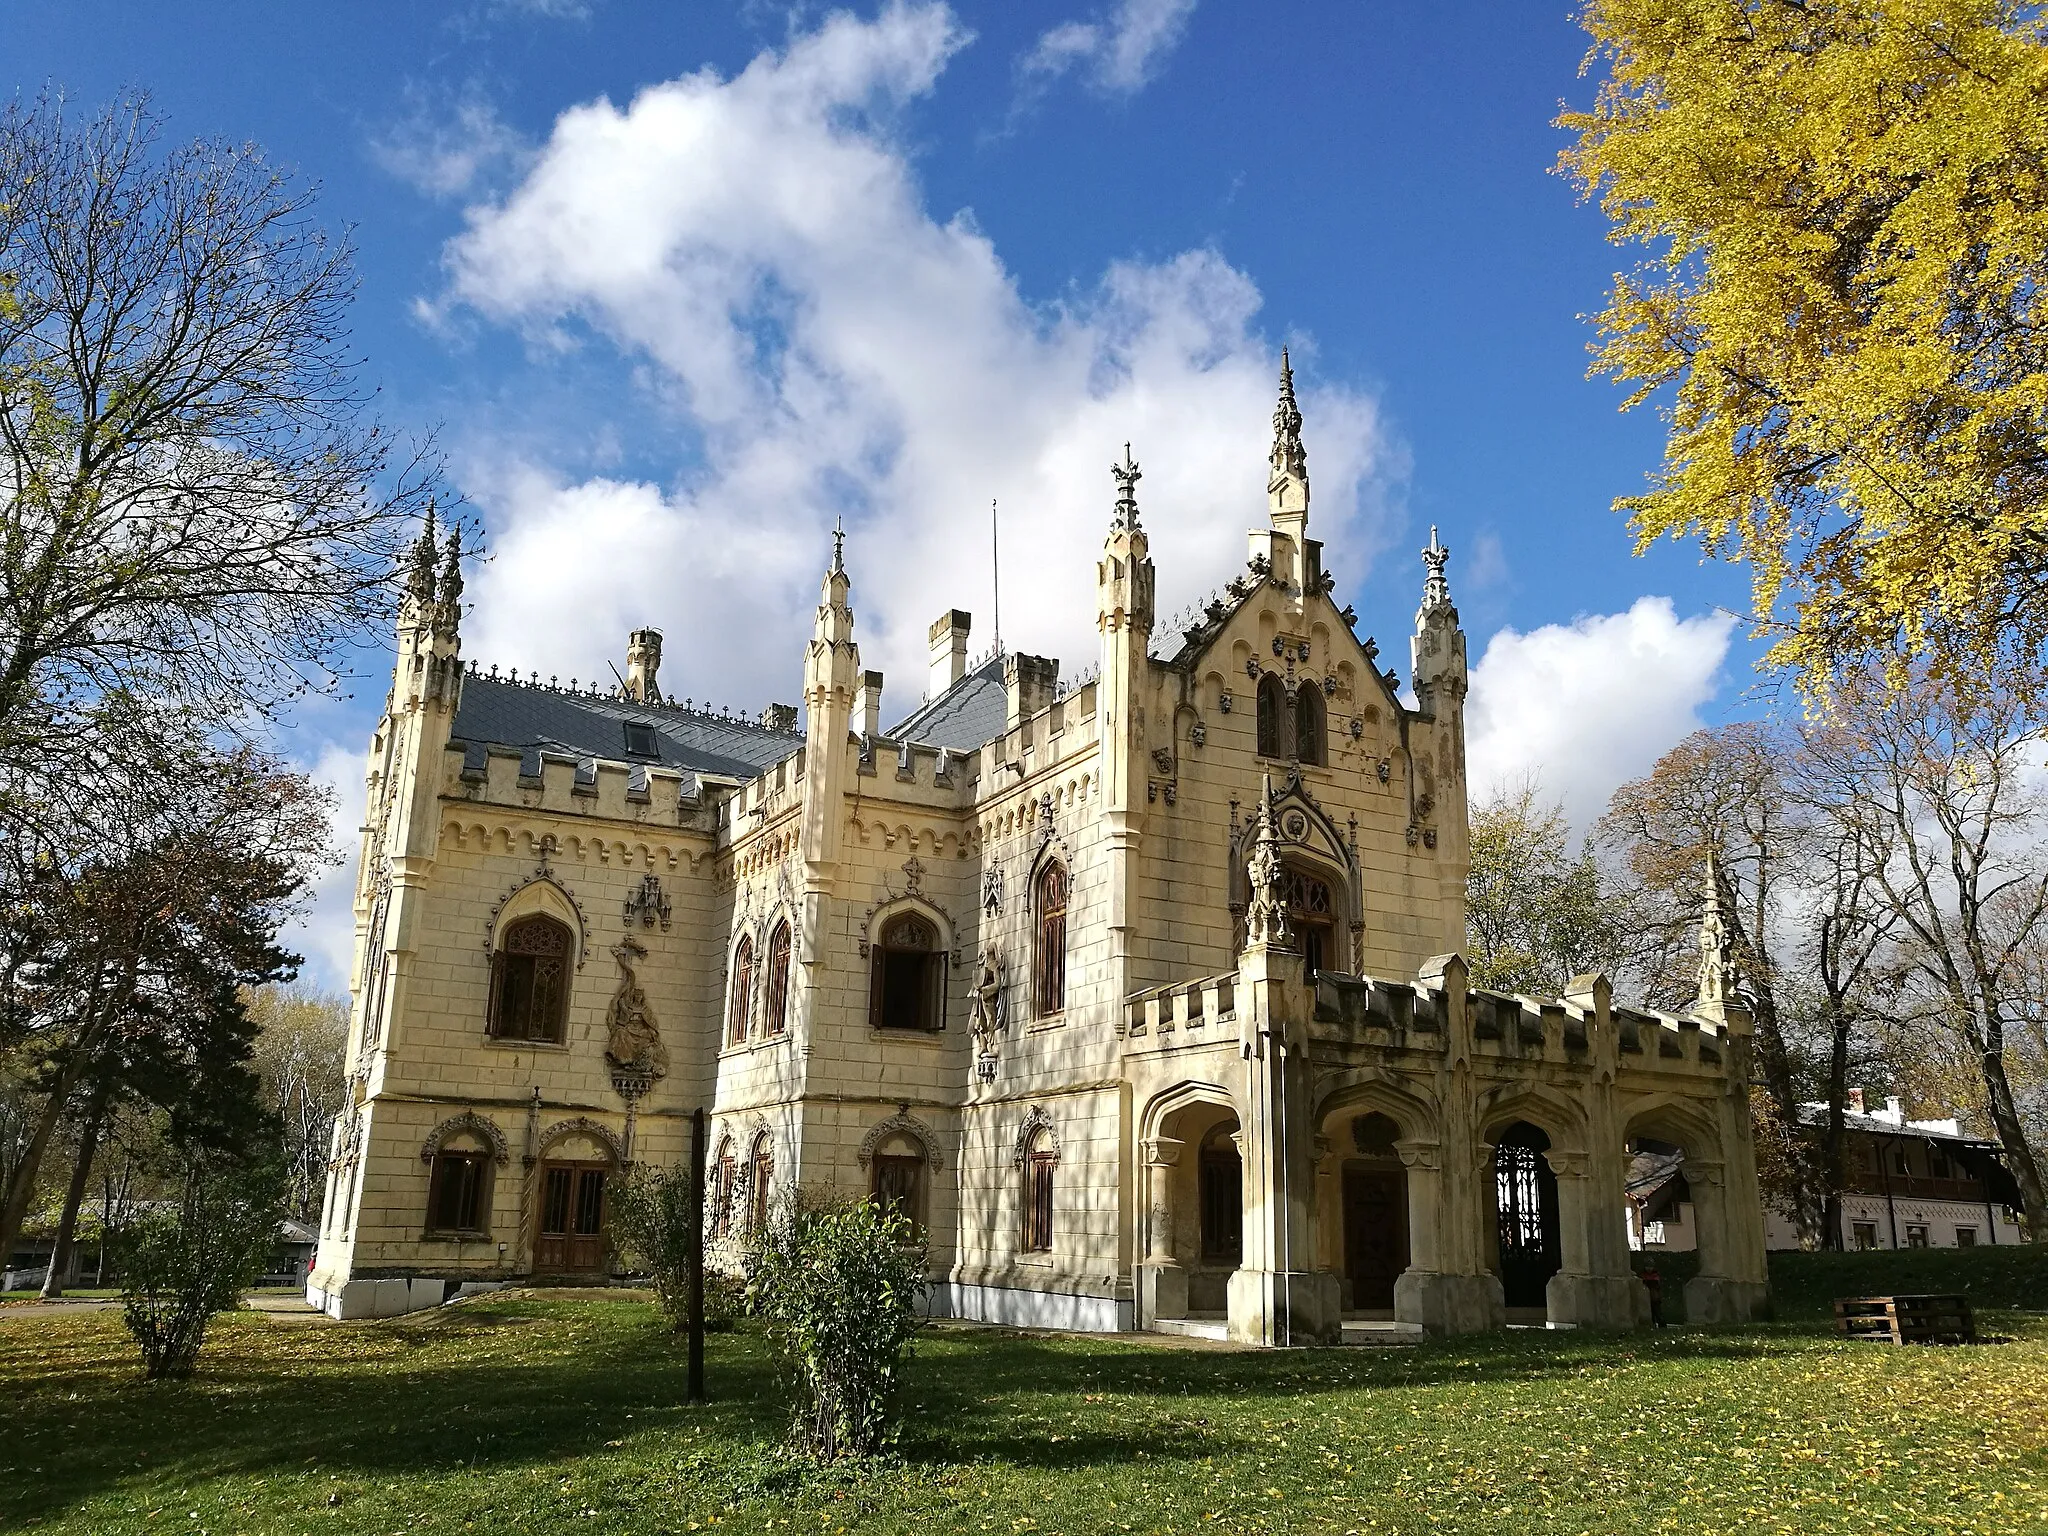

{"left": 5, "top": 1286, "right": 2047, "bottom": 1536}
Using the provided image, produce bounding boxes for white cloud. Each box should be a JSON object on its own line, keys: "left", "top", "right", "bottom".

{"left": 287, "top": 742, "right": 369, "bottom": 993}
{"left": 1466, "top": 598, "right": 1737, "bottom": 833}
{"left": 436, "top": 1, "right": 1396, "bottom": 721}
{"left": 372, "top": 85, "right": 530, "bottom": 200}
{"left": 1021, "top": 0, "right": 1198, "bottom": 95}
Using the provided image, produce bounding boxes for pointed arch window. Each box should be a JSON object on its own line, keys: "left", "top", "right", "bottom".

{"left": 764, "top": 922, "right": 792, "bottom": 1037}
{"left": 870, "top": 912, "right": 943, "bottom": 1032}
{"left": 727, "top": 936, "right": 755, "bottom": 1047}
{"left": 1282, "top": 865, "right": 1336, "bottom": 976}
{"left": 488, "top": 915, "right": 571, "bottom": 1043}
{"left": 749, "top": 1133, "right": 775, "bottom": 1231}
{"left": 710, "top": 1138, "right": 737, "bottom": 1239}
{"left": 1034, "top": 862, "right": 1068, "bottom": 1016}
{"left": 1021, "top": 1127, "right": 1056, "bottom": 1253}
{"left": 1256, "top": 674, "right": 1286, "bottom": 758}
{"left": 1295, "top": 684, "right": 1326, "bottom": 766}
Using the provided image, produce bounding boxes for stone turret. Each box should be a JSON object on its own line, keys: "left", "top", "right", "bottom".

{"left": 623, "top": 629, "right": 664, "bottom": 704}
{"left": 796, "top": 527, "right": 862, "bottom": 1040}
{"left": 1097, "top": 445, "right": 1155, "bottom": 1037}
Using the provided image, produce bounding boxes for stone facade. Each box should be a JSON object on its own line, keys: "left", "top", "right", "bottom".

{"left": 311, "top": 362, "right": 1770, "bottom": 1337}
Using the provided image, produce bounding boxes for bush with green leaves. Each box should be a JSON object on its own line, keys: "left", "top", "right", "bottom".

{"left": 750, "top": 1192, "right": 926, "bottom": 1460}
{"left": 610, "top": 1162, "right": 738, "bottom": 1333}
{"left": 113, "top": 1157, "right": 282, "bottom": 1379}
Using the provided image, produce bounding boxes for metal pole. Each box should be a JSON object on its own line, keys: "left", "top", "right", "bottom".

{"left": 991, "top": 498, "right": 1002, "bottom": 654}
{"left": 687, "top": 1106, "right": 706, "bottom": 1402}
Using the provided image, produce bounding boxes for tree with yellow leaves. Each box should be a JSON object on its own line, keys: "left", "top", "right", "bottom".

{"left": 1561, "top": 0, "right": 2048, "bottom": 688}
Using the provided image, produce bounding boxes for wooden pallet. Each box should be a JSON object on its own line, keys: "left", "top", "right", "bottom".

{"left": 1834, "top": 1293, "right": 1975, "bottom": 1345}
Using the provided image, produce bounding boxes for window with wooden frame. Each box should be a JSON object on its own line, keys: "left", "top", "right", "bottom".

{"left": 1033, "top": 862, "right": 1068, "bottom": 1017}
{"left": 749, "top": 1135, "right": 775, "bottom": 1231}
{"left": 710, "top": 1140, "right": 737, "bottom": 1238}
{"left": 1256, "top": 673, "right": 1286, "bottom": 759}
{"left": 426, "top": 1148, "right": 489, "bottom": 1234}
{"left": 1295, "top": 683, "right": 1326, "bottom": 766}
{"left": 869, "top": 912, "right": 943, "bottom": 1031}
{"left": 1199, "top": 1133, "right": 1243, "bottom": 1263}
{"left": 488, "top": 914, "right": 571, "bottom": 1043}
{"left": 870, "top": 1134, "right": 926, "bottom": 1232}
{"left": 1282, "top": 865, "right": 1336, "bottom": 976}
{"left": 726, "top": 936, "right": 755, "bottom": 1046}
{"left": 1021, "top": 1129, "right": 1056, "bottom": 1253}
{"left": 764, "top": 922, "right": 792, "bottom": 1036}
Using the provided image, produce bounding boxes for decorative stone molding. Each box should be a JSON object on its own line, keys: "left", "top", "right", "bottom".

{"left": 532, "top": 1116, "right": 628, "bottom": 1167}
{"left": 485, "top": 865, "right": 591, "bottom": 971}
{"left": 420, "top": 1110, "right": 511, "bottom": 1168}
{"left": 857, "top": 1111, "right": 944, "bottom": 1172}
{"left": 1011, "top": 1105, "right": 1060, "bottom": 1167}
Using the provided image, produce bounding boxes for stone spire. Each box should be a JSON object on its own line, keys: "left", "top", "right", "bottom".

{"left": 1269, "top": 348, "right": 1308, "bottom": 501}
{"left": 403, "top": 502, "right": 439, "bottom": 615}
{"left": 1111, "top": 443, "right": 1143, "bottom": 533}
{"left": 1696, "top": 847, "right": 1738, "bottom": 1010}
{"left": 1419, "top": 525, "right": 1454, "bottom": 625}
{"left": 433, "top": 524, "right": 463, "bottom": 638}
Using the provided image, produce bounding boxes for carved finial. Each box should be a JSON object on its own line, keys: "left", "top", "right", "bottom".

{"left": 1697, "top": 847, "right": 1737, "bottom": 1008}
{"left": 405, "top": 501, "right": 439, "bottom": 610}
{"left": 831, "top": 515, "right": 846, "bottom": 574}
{"left": 1243, "top": 774, "right": 1293, "bottom": 951}
{"left": 1110, "top": 443, "right": 1142, "bottom": 532}
{"left": 434, "top": 523, "right": 463, "bottom": 633}
{"left": 1270, "top": 350, "right": 1307, "bottom": 488}
{"left": 1421, "top": 525, "right": 1452, "bottom": 614}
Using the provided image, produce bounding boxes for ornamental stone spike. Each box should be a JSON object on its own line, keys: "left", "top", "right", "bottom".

{"left": 1110, "top": 443, "right": 1143, "bottom": 532}
{"left": 1270, "top": 347, "right": 1308, "bottom": 490}
{"left": 405, "top": 501, "right": 439, "bottom": 611}
{"left": 1421, "top": 524, "right": 1452, "bottom": 614}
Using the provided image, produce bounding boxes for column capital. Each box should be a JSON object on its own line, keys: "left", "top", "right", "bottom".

{"left": 1142, "top": 1135, "right": 1184, "bottom": 1168}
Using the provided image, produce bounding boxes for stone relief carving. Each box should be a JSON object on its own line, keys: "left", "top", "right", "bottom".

{"left": 623, "top": 872, "right": 672, "bottom": 930}
{"left": 420, "top": 1110, "right": 511, "bottom": 1168}
{"left": 604, "top": 936, "right": 669, "bottom": 1089}
{"left": 857, "top": 1111, "right": 945, "bottom": 1171}
{"left": 969, "top": 943, "right": 1007, "bottom": 1071}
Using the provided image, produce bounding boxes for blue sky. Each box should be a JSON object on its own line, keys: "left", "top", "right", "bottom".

{"left": 7, "top": 0, "right": 1763, "bottom": 985}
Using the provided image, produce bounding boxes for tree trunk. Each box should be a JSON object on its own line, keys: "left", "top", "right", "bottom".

{"left": 1818, "top": 1006, "right": 1853, "bottom": 1252}
{"left": 40, "top": 1082, "right": 110, "bottom": 1300}
{"left": 0, "top": 1063, "right": 82, "bottom": 1284}
{"left": 1974, "top": 1027, "right": 2048, "bottom": 1239}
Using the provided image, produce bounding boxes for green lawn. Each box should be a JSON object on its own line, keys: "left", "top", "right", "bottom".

{"left": 3, "top": 1293, "right": 2046, "bottom": 1536}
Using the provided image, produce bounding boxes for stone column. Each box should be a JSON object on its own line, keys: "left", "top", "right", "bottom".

{"left": 1138, "top": 1136, "right": 1187, "bottom": 1324}
{"left": 1679, "top": 1157, "right": 1763, "bottom": 1323}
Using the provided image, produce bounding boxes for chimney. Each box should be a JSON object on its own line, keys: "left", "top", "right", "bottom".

{"left": 1882, "top": 1095, "right": 1905, "bottom": 1125}
{"left": 624, "top": 628, "right": 663, "bottom": 703}
{"left": 1847, "top": 1088, "right": 1866, "bottom": 1116}
{"left": 758, "top": 703, "right": 798, "bottom": 734}
{"left": 929, "top": 609, "right": 972, "bottom": 696}
{"left": 858, "top": 670, "right": 885, "bottom": 739}
{"left": 1005, "top": 653, "right": 1060, "bottom": 731}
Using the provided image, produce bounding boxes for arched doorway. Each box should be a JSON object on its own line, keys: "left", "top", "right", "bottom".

{"left": 533, "top": 1126, "right": 618, "bottom": 1277}
{"left": 1494, "top": 1121, "right": 1560, "bottom": 1310}
{"left": 1342, "top": 1112, "right": 1410, "bottom": 1311}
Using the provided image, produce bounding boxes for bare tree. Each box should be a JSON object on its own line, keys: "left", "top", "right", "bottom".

{"left": 0, "top": 90, "right": 441, "bottom": 775}
{"left": 1799, "top": 666, "right": 2048, "bottom": 1238}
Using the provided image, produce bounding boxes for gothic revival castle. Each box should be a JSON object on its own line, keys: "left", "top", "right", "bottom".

{"left": 311, "top": 363, "right": 1769, "bottom": 1340}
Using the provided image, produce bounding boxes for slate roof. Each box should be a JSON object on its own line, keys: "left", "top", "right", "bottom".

{"left": 886, "top": 653, "right": 1010, "bottom": 752}
{"left": 452, "top": 673, "right": 799, "bottom": 781}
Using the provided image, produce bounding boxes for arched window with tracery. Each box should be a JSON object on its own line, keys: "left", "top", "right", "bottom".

{"left": 727, "top": 936, "right": 755, "bottom": 1047}
{"left": 1034, "top": 862, "right": 1068, "bottom": 1016}
{"left": 1296, "top": 684, "right": 1326, "bottom": 766}
{"left": 1283, "top": 866, "right": 1336, "bottom": 976}
{"left": 870, "top": 912, "right": 942, "bottom": 1032}
{"left": 1020, "top": 1127, "right": 1056, "bottom": 1253}
{"left": 764, "top": 922, "right": 792, "bottom": 1036}
{"left": 869, "top": 1131, "right": 927, "bottom": 1233}
{"left": 1256, "top": 673, "right": 1286, "bottom": 758}
{"left": 710, "top": 1138, "right": 737, "bottom": 1238}
{"left": 488, "top": 914, "right": 571, "bottom": 1043}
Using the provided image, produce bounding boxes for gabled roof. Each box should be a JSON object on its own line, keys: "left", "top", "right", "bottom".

{"left": 451, "top": 673, "right": 799, "bottom": 781}
{"left": 886, "top": 653, "right": 1010, "bottom": 752}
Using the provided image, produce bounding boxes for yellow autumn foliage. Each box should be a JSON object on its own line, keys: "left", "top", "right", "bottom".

{"left": 1560, "top": 0, "right": 2048, "bottom": 690}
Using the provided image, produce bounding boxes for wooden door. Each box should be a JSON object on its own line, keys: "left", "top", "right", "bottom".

{"left": 1343, "top": 1168, "right": 1409, "bottom": 1310}
{"left": 535, "top": 1161, "right": 609, "bottom": 1275}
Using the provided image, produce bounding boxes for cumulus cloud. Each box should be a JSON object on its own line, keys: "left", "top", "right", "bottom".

{"left": 372, "top": 85, "right": 530, "bottom": 200}
{"left": 1465, "top": 598, "right": 1737, "bottom": 832}
{"left": 436, "top": 0, "right": 1395, "bottom": 720}
{"left": 1022, "top": 0, "right": 1199, "bottom": 95}
{"left": 286, "top": 742, "right": 370, "bottom": 993}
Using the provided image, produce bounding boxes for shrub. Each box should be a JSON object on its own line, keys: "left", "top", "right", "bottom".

{"left": 610, "top": 1162, "right": 738, "bottom": 1334}
{"left": 113, "top": 1159, "right": 281, "bottom": 1380}
{"left": 750, "top": 1192, "right": 926, "bottom": 1460}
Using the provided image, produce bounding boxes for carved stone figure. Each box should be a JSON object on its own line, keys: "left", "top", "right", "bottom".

{"left": 1243, "top": 782, "right": 1293, "bottom": 950}
{"left": 969, "top": 943, "right": 1007, "bottom": 1047}
{"left": 606, "top": 937, "right": 669, "bottom": 1081}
